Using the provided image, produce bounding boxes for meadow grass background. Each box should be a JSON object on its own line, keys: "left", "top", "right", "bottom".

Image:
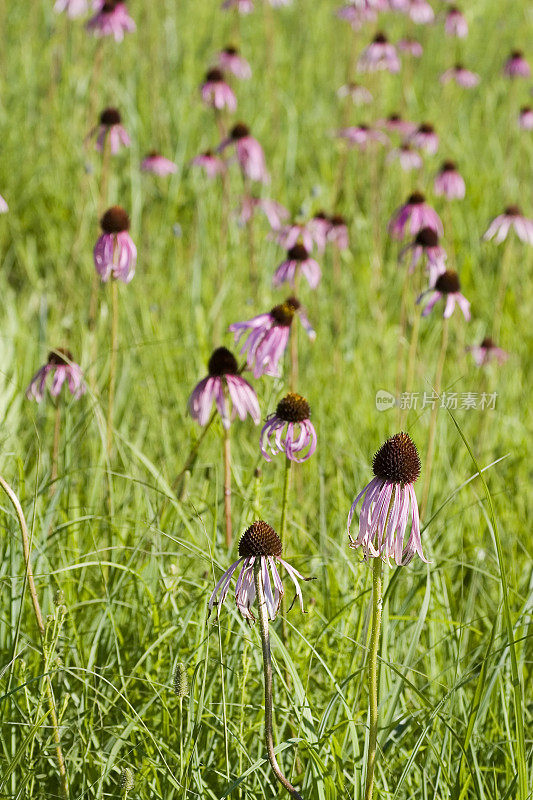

{"left": 0, "top": 0, "right": 532, "bottom": 797}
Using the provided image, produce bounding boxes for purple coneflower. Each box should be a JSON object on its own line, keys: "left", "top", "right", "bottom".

{"left": 379, "top": 113, "right": 416, "bottom": 137}
{"left": 94, "top": 206, "right": 137, "bottom": 283}
{"left": 434, "top": 160, "right": 465, "bottom": 199}
{"left": 483, "top": 206, "right": 533, "bottom": 244}
{"left": 93, "top": 107, "right": 130, "bottom": 154}
{"left": 141, "top": 151, "right": 178, "bottom": 175}
{"left": 229, "top": 297, "right": 315, "bottom": 379}
{"left": 336, "top": 3, "right": 377, "bottom": 30}
{"left": 337, "top": 82, "right": 373, "bottom": 104}
{"left": 409, "top": 123, "right": 439, "bottom": 154}
{"left": 386, "top": 144, "right": 423, "bottom": 171}
{"left": 400, "top": 227, "right": 446, "bottom": 281}
{"left": 201, "top": 68, "right": 237, "bottom": 112}
{"left": 397, "top": 37, "right": 423, "bottom": 56}
{"left": 519, "top": 106, "right": 533, "bottom": 130}
{"left": 503, "top": 50, "right": 530, "bottom": 78}
{"left": 308, "top": 211, "right": 331, "bottom": 252}
{"left": 86, "top": 0, "right": 135, "bottom": 41}
{"left": 337, "top": 124, "right": 388, "bottom": 149}
{"left": 419, "top": 270, "right": 471, "bottom": 319}
{"left": 440, "top": 64, "right": 480, "bottom": 87}
{"left": 222, "top": 0, "right": 254, "bottom": 12}
{"left": 275, "top": 222, "right": 314, "bottom": 253}
{"left": 327, "top": 215, "right": 350, "bottom": 249}
{"left": 188, "top": 347, "right": 260, "bottom": 429}
{"left": 26, "top": 349, "right": 85, "bottom": 402}
{"left": 217, "top": 46, "right": 251, "bottom": 79}
{"left": 54, "top": 0, "right": 88, "bottom": 17}
{"left": 220, "top": 123, "right": 269, "bottom": 183}
{"left": 273, "top": 244, "right": 321, "bottom": 290}
{"left": 347, "top": 432, "right": 427, "bottom": 565}
{"left": 467, "top": 337, "right": 509, "bottom": 367}
{"left": 388, "top": 192, "right": 443, "bottom": 239}
{"left": 445, "top": 6, "right": 468, "bottom": 37}
{"left": 388, "top": 0, "right": 409, "bottom": 10}
{"left": 408, "top": 0, "right": 434, "bottom": 24}
{"left": 190, "top": 150, "right": 226, "bottom": 178}
{"left": 208, "top": 520, "right": 309, "bottom": 621}
{"left": 240, "top": 196, "right": 289, "bottom": 230}
{"left": 260, "top": 393, "right": 317, "bottom": 463}
{"left": 358, "top": 33, "right": 401, "bottom": 73}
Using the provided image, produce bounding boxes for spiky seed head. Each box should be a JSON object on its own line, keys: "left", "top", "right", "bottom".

{"left": 119, "top": 768, "right": 135, "bottom": 791}
{"left": 100, "top": 206, "right": 130, "bottom": 234}
{"left": 100, "top": 107, "right": 121, "bottom": 126}
{"left": 415, "top": 227, "right": 439, "bottom": 247}
{"left": 173, "top": 662, "right": 189, "bottom": 697}
{"left": 208, "top": 347, "right": 239, "bottom": 377}
{"left": 372, "top": 432, "right": 421, "bottom": 485}
{"left": 275, "top": 393, "right": 310, "bottom": 423}
{"left": 435, "top": 270, "right": 460, "bottom": 294}
{"left": 238, "top": 521, "right": 282, "bottom": 558}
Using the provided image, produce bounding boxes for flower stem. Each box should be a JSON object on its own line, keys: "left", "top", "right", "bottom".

{"left": 0, "top": 475, "right": 69, "bottom": 800}
{"left": 279, "top": 456, "right": 291, "bottom": 546}
{"left": 492, "top": 238, "right": 513, "bottom": 342}
{"left": 50, "top": 402, "right": 61, "bottom": 497}
{"left": 400, "top": 298, "right": 422, "bottom": 428}
{"left": 106, "top": 279, "right": 119, "bottom": 459}
{"left": 364, "top": 557, "right": 383, "bottom": 800}
{"left": 223, "top": 426, "right": 232, "bottom": 547}
{"left": 420, "top": 317, "right": 449, "bottom": 519}
{"left": 254, "top": 561, "right": 304, "bottom": 800}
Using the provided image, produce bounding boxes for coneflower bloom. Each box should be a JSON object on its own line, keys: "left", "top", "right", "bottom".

{"left": 309, "top": 211, "right": 331, "bottom": 251}
{"left": 467, "top": 337, "right": 509, "bottom": 366}
{"left": 220, "top": 123, "right": 269, "bottom": 183}
{"left": 327, "top": 215, "right": 350, "bottom": 249}
{"left": 54, "top": 0, "right": 88, "bottom": 18}
{"left": 337, "top": 82, "right": 373, "bottom": 104}
{"left": 503, "top": 50, "right": 531, "bottom": 79}
{"left": 275, "top": 222, "right": 314, "bottom": 252}
{"left": 239, "top": 196, "right": 289, "bottom": 229}
{"left": 483, "top": 206, "right": 533, "bottom": 244}
{"left": 208, "top": 520, "right": 310, "bottom": 621}
{"left": 217, "top": 46, "right": 251, "bottom": 79}
{"left": 86, "top": 0, "right": 135, "bottom": 41}
{"left": 408, "top": 0, "right": 434, "bottom": 24}
{"left": 141, "top": 151, "right": 178, "bottom": 175}
{"left": 222, "top": 0, "right": 254, "bottom": 12}
{"left": 94, "top": 206, "right": 137, "bottom": 283}
{"left": 519, "top": 106, "right": 533, "bottom": 130}
{"left": 336, "top": 124, "right": 388, "bottom": 149}
{"left": 440, "top": 64, "right": 480, "bottom": 87}
{"left": 201, "top": 68, "right": 237, "bottom": 111}
{"left": 434, "top": 160, "right": 465, "bottom": 199}
{"left": 379, "top": 113, "right": 416, "bottom": 137}
{"left": 26, "top": 349, "right": 85, "bottom": 402}
{"left": 397, "top": 38, "right": 423, "bottom": 57}
{"left": 400, "top": 227, "right": 446, "bottom": 281}
{"left": 188, "top": 347, "right": 260, "bottom": 429}
{"left": 272, "top": 244, "right": 321, "bottom": 289}
{"left": 409, "top": 123, "right": 439, "bottom": 154}
{"left": 388, "top": 0, "right": 409, "bottom": 10}
{"left": 190, "top": 150, "right": 226, "bottom": 178}
{"left": 445, "top": 6, "right": 468, "bottom": 37}
{"left": 358, "top": 33, "right": 401, "bottom": 73}
{"left": 93, "top": 107, "right": 130, "bottom": 154}
{"left": 0, "top": 195, "right": 8, "bottom": 213}
{"left": 419, "top": 270, "right": 471, "bottom": 319}
{"left": 386, "top": 144, "right": 423, "bottom": 171}
{"left": 336, "top": 3, "right": 377, "bottom": 30}
{"left": 347, "top": 432, "right": 427, "bottom": 565}
{"left": 260, "top": 393, "right": 317, "bottom": 463}
{"left": 229, "top": 297, "right": 315, "bottom": 379}
{"left": 388, "top": 192, "right": 443, "bottom": 239}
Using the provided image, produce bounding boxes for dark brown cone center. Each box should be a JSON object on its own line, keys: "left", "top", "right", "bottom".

{"left": 442, "top": 160, "right": 457, "bottom": 172}
{"left": 223, "top": 46, "right": 238, "bottom": 55}
{"left": 239, "top": 521, "right": 282, "bottom": 557}
{"left": 373, "top": 33, "right": 387, "bottom": 43}
{"left": 408, "top": 191, "right": 425, "bottom": 205}
{"left": 288, "top": 243, "right": 309, "bottom": 261}
{"left": 372, "top": 432, "right": 421, "bottom": 485}
{"left": 206, "top": 68, "right": 224, "bottom": 83}
{"left": 48, "top": 348, "right": 74, "bottom": 366}
{"left": 481, "top": 337, "right": 496, "bottom": 349}
{"left": 418, "top": 123, "right": 435, "bottom": 133}
{"left": 208, "top": 347, "right": 238, "bottom": 376}
{"left": 415, "top": 227, "right": 439, "bottom": 248}
{"left": 100, "top": 107, "right": 121, "bottom": 126}
{"left": 330, "top": 214, "right": 346, "bottom": 226}
{"left": 101, "top": 206, "right": 130, "bottom": 233}
{"left": 102, "top": 0, "right": 121, "bottom": 12}
{"left": 270, "top": 297, "right": 300, "bottom": 327}
{"left": 505, "top": 205, "right": 521, "bottom": 216}
{"left": 435, "top": 270, "right": 460, "bottom": 293}
{"left": 231, "top": 122, "right": 250, "bottom": 139}
{"left": 275, "top": 393, "right": 310, "bottom": 423}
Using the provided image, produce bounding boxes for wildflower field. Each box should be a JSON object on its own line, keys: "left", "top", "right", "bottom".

{"left": 1, "top": 0, "right": 532, "bottom": 798}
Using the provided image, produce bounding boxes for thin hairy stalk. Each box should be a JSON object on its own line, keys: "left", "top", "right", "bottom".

{"left": 0, "top": 475, "right": 69, "bottom": 799}
{"left": 492, "top": 238, "right": 513, "bottom": 342}
{"left": 395, "top": 269, "right": 412, "bottom": 424}
{"left": 50, "top": 403, "right": 61, "bottom": 496}
{"left": 223, "top": 426, "right": 232, "bottom": 546}
{"left": 420, "top": 318, "right": 449, "bottom": 518}
{"left": 171, "top": 411, "right": 217, "bottom": 493}
{"left": 279, "top": 456, "right": 291, "bottom": 546}
{"left": 400, "top": 300, "right": 422, "bottom": 428}
{"left": 106, "top": 279, "right": 119, "bottom": 459}
{"left": 364, "top": 557, "right": 383, "bottom": 800}
{"left": 254, "top": 561, "right": 304, "bottom": 800}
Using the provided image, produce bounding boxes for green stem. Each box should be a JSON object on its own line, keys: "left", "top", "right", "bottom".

{"left": 223, "top": 427, "right": 232, "bottom": 547}
{"left": 106, "top": 279, "right": 119, "bottom": 459}
{"left": 279, "top": 457, "right": 291, "bottom": 546}
{"left": 254, "top": 561, "right": 304, "bottom": 800}
{"left": 364, "top": 558, "right": 383, "bottom": 800}
{"left": 50, "top": 403, "right": 61, "bottom": 496}
{"left": 420, "top": 317, "right": 449, "bottom": 519}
